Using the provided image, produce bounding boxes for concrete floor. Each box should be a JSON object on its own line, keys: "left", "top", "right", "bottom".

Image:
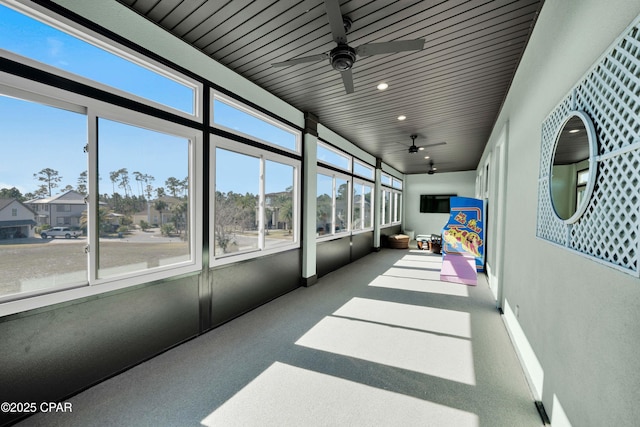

{"left": 18, "top": 248, "right": 543, "bottom": 426}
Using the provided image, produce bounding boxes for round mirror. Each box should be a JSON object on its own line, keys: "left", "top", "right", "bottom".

{"left": 550, "top": 111, "right": 597, "bottom": 223}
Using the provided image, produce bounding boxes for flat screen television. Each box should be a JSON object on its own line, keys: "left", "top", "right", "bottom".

{"left": 419, "top": 194, "right": 456, "bottom": 213}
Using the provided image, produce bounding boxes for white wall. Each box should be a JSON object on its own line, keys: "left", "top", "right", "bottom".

{"left": 478, "top": 1, "right": 640, "bottom": 426}
{"left": 404, "top": 171, "right": 476, "bottom": 237}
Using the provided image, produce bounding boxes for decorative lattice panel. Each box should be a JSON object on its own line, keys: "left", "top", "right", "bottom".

{"left": 537, "top": 19, "right": 640, "bottom": 276}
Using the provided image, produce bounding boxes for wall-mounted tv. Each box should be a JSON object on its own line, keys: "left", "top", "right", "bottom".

{"left": 420, "top": 194, "right": 456, "bottom": 213}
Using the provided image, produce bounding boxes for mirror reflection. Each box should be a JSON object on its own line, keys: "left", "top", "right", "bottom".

{"left": 550, "top": 114, "right": 593, "bottom": 221}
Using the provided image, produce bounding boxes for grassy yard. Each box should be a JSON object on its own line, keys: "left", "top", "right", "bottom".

{"left": 0, "top": 239, "right": 188, "bottom": 298}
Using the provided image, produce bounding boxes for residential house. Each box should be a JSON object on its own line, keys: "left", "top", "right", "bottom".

{"left": 25, "top": 190, "right": 86, "bottom": 228}
{"left": 0, "top": 198, "right": 36, "bottom": 239}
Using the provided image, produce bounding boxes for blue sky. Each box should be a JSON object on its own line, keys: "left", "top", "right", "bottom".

{"left": 0, "top": 4, "right": 297, "bottom": 197}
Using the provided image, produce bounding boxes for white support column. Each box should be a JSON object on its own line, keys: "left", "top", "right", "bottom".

{"left": 302, "top": 113, "right": 318, "bottom": 286}
{"left": 373, "top": 161, "right": 382, "bottom": 250}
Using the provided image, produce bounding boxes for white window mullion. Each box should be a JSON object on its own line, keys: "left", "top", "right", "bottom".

{"left": 331, "top": 175, "right": 337, "bottom": 235}
{"left": 259, "top": 157, "right": 266, "bottom": 249}
{"left": 87, "top": 109, "right": 98, "bottom": 284}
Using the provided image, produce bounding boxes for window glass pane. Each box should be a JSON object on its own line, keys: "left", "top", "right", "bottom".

{"left": 392, "top": 178, "right": 403, "bottom": 189}
{"left": 352, "top": 183, "right": 362, "bottom": 231}
{"left": 0, "top": 5, "right": 195, "bottom": 114}
{"left": 335, "top": 178, "right": 349, "bottom": 233}
{"left": 213, "top": 98, "right": 297, "bottom": 151}
{"left": 383, "top": 190, "right": 391, "bottom": 225}
{"left": 265, "top": 160, "right": 294, "bottom": 249}
{"left": 317, "top": 143, "right": 350, "bottom": 170}
{"left": 363, "top": 184, "right": 373, "bottom": 228}
{"left": 577, "top": 169, "right": 589, "bottom": 185}
{"left": 381, "top": 173, "right": 392, "bottom": 186}
{"left": 353, "top": 160, "right": 374, "bottom": 180}
{"left": 316, "top": 173, "right": 333, "bottom": 236}
{"left": 214, "top": 148, "right": 259, "bottom": 256}
{"left": 0, "top": 94, "right": 87, "bottom": 298}
{"left": 97, "top": 118, "right": 190, "bottom": 278}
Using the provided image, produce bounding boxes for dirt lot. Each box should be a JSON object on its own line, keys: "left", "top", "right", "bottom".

{"left": 0, "top": 234, "right": 188, "bottom": 298}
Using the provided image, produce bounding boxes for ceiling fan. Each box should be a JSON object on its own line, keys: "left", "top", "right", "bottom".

{"left": 271, "top": 0, "right": 425, "bottom": 94}
{"left": 405, "top": 134, "right": 446, "bottom": 154}
{"left": 427, "top": 160, "right": 437, "bottom": 174}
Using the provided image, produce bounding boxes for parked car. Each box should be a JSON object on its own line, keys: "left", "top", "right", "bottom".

{"left": 40, "top": 227, "right": 82, "bottom": 239}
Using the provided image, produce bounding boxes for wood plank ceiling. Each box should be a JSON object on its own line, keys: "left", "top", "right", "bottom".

{"left": 116, "top": 0, "right": 543, "bottom": 174}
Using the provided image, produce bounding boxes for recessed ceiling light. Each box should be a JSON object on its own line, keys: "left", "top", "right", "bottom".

{"left": 397, "top": 115, "right": 406, "bottom": 121}
{"left": 377, "top": 82, "right": 389, "bottom": 90}
{"left": 569, "top": 129, "right": 580, "bottom": 133}
{"left": 419, "top": 147, "right": 425, "bottom": 151}
{"left": 424, "top": 155, "right": 430, "bottom": 159}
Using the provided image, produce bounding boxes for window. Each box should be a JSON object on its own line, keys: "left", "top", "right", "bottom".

{"left": 352, "top": 181, "right": 373, "bottom": 231}
{"left": 212, "top": 93, "right": 299, "bottom": 153}
{"left": 353, "top": 160, "right": 374, "bottom": 180}
{"left": 0, "top": 4, "right": 199, "bottom": 117}
{"left": 0, "top": 5, "right": 202, "bottom": 314}
{"left": 212, "top": 141, "right": 299, "bottom": 264}
{"left": 96, "top": 117, "right": 194, "bottom": 280}
{"left": 316, "top": 169, "right": 350, "bottom": 237}
{"left": 576, "top": 169, "right": 589, "bottom": 210}
{"left": 381, "top": 189, "right": 391, "bottom": 226}
{"left": 381, "top": 176, "right": 402, "bottom": 227}
{"left": 11, "top": 208, "right": 17, "bottom": 216}
{"left": 317, "top": 142, "right": 351, "bottom": 171}
{"left": 0, "top": 93, "right": 87, "bottom": 299}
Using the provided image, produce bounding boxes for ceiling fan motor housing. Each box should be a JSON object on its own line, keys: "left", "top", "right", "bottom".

{"left": 330, "top": 44, "right": 356, "bottom": 71}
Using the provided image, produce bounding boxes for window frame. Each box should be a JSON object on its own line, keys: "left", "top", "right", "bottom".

{"left": 353, "top": 159, "right": 375, "bottom": 180}
{"left": 380, "top": 180, "right": 402, "bottom": 228}
{"left": 211, "top": 91, "right": 300, "bottom": 155}
{"left": 0, "top": 1, "right": 202, "bottom": 120}
{"left": 89, "top": 106, "right": 202, "bottom": 285}
{"left": 317, "top": 141, "right": 352, "bottom": 172}
{"left": 210, "top": 135, "right": 301, "bottom": 266}
{"left": 316, "top": 166, "right": 352, "bottom": 241}
{"left": 0, "top": 68, "right": 203, "bottom": 316}
{"left": 352, "top": 178, "right": 374, "bottom": 233}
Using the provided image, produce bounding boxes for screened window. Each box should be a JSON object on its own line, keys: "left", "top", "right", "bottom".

{"left": 317, "top": 142, "right": 351, "bottom": 171}
{"left": 316, "top": 169, "right": 350, "bottom": 238}
{"left": 0, "top": 4, "right": 198, "bottom": 116}
{"left": 382, "top": 189, "right": 392, "bottom": 226}
{"left": 381, "top": 186, "right": 402, "bottom": 227}
{"left": 214, "top": 148, "right": 260, "bottom": 256}
{"left": 212, "top": 94, "right": 298, "bottom": 152}
{"left": 352, "top": 181, "right": 373, "bottom": 231}
{"left": 96, "top": 117, "right": 193, "bottom": 279}
{"left": 212, "top": 141, "right": 299, "bottom": 264}
{"left": 353, "top": 160, "right": 374, "bottom": 180}
{"left": 265, "top": 160, "right": 295, "bottom": 249}
{"left": 0, "top": 94, "right": 87, "bottom": 299}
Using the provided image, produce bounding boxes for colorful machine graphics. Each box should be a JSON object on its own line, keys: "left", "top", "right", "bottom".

{"left": 442, "top": 197, "right": 485, "bottom": 272}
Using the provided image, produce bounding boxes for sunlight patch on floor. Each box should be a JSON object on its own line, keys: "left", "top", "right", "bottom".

{"left": 333, "top": 297, "right": 471, "bottom": 338}
{"left": 201, "top": 362, "right": 479, "bottom": 427}
{"left": 384, "top": 265, "right": 443, "bottom": 281}
{"left": 295, "top": 315, "right": 476, "bottom": 385}
{"left": 368, "top": 275, "right": 469, "bottom": 297}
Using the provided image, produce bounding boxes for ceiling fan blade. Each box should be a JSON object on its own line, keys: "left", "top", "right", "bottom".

{"left": 420, "top": 141, "right": 447, "bottom": 149}
{"left": 356, "top": 39, "right": 425, "bottom": 56}
{"left": 271, "top": 53, "right": 329, "bottom": 67}
{"left": 324, "top": 0, "right": 347, "bottom": 44}
{"left": 340, "top": 69, "right": 354, "bottom": 94}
